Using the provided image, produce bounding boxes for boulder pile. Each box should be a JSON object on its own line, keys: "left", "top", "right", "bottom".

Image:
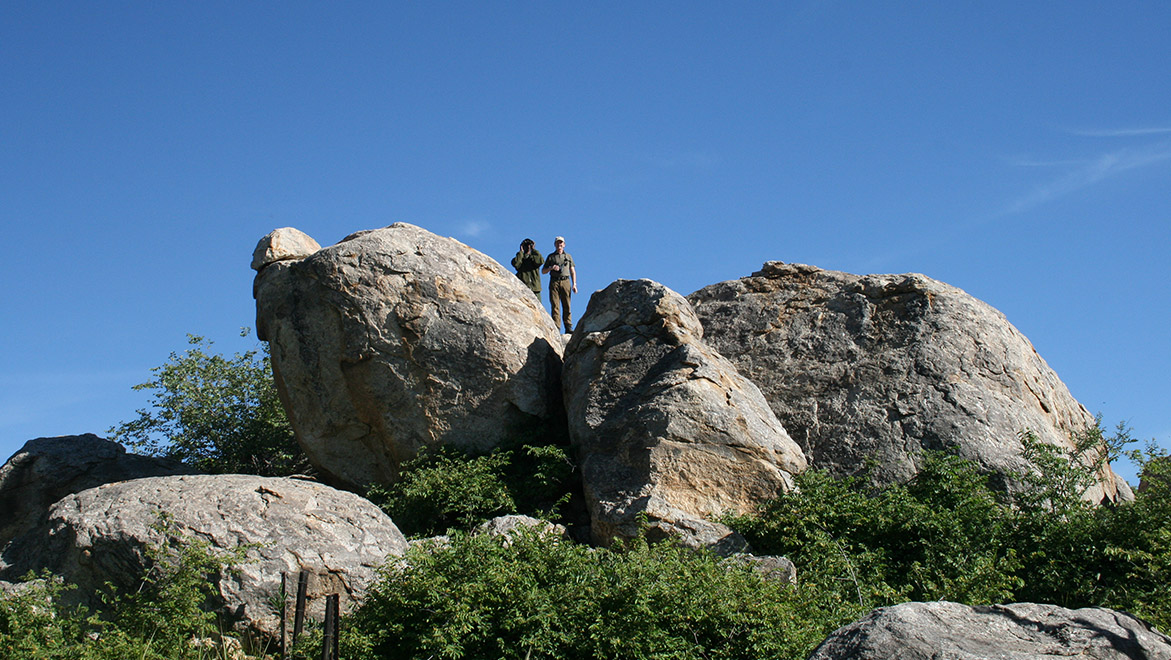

{"left": 1, "top": 223, "right": 1149, "bottom": 654}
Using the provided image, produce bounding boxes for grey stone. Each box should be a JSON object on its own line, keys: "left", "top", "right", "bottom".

{"left": 253, "top": 223, "right": 565, "bottom": 490}
{"left": 562, "top": 279, "right": 807, "bottom": 551}
{"left": 250, "top": 227, "right": 321, "bottom": 272}
{"left": 644, "top": 517, "right": 752, "bottom": 556}
{"left": 808, "top": 601, "right": 1171, "bottom": 660}
{"left": 725, "top": 553, "right": 797, "bottom": 584}
{"left": 0, "top": 434, "right": 195, "bottom": 563}
{"left": 688, "top": 262, "right": 1130, "bottom": 501}
{"left": 473, "top": 514, "right": 568, "bottom": 544}
{"left": 3, "top": 474, "right": 407, "bottom": 641}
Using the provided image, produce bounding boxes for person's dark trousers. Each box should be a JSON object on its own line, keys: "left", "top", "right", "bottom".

{"left": 549, "top": 278, "right": 573, "bottom": 332}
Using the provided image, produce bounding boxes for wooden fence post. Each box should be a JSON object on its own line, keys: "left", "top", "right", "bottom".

{"left": 320, "top": 593, "right": 340, "bottom": 660}
{"left": 292, "top": 570, "right": 309, "bottom": 648}
{"left": 280, "top": 572, "right": 288, "bottom": 660}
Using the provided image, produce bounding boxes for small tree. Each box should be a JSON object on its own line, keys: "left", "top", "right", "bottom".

{"left": 111, "top": 331, "right": 307, "bottom": 476}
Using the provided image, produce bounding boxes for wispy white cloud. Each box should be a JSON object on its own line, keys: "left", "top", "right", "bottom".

{"left": 1067, "top": 126, "right": 1171, "bottom": 138}
{"left": 459, "top": 220, "right": 490, "bottom": 238}
{"left": 1005, "top": 156, "right": 1093, "bottom": 168}
{"left": 1002, "top": 142, "right": 1171, "bottom": 215}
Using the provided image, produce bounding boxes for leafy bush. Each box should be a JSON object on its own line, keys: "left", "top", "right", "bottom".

{"left": 367, "top": 422, "right": 577, "bottom": 538}
{"left": 0, "top": 522, "right": 250, "bottom": 660}
{"left": 111, "top": 331, "right": 306, "bottom": 476}
{"left": 341, "top": 527, "right": 831, "bottom": 660}
{"left": 367, "top": 448, "right": 517, "bottom": 537}
{"left": 729, "top": 423, "right": 1171, "bottom": 632}
{"left": 727, "top": 453, "right": 1021, "bottom": 607}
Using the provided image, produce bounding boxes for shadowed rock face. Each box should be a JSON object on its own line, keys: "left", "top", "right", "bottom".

{"left": 3, "top": 474, "right": 408, "bottom": 642}
{"left": 0, "top": 434, "right": 195, "bottom": 559}
{"left": 807, "top": 601, "right": 1171, "bottom": 660}
{"left": 688, "top": 262, "right": 1131, "bottom": 502}
{"left": 253, "top": 223, "right": 565, "bottom": 489}
{"left": 562, "top": 279, "right": 807, "bottom": 550}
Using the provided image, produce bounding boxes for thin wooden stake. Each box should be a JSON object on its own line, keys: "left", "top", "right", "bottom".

{"left": 292, "top": 570, "right": 309, "bottom": 649}
{"left": 330, "top": 594, "right": 340, "bottom": 660}
{"left": 320, "top": 594, "right": 338, "bottom": 660}
{"left": 280, "top": 572, "right": 288, "bottom": 660}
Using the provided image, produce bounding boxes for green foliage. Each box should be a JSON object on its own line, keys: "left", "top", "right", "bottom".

{"left": 111, "top": 330, "right": 306, "bottom": 476}
{"left": 341, "top": 528, "right": 826, "bottom": 660}
{"left": 367, "top": 423, "right": 577, "bottom": 538}
{"left": 0, "top": 522, "right": 250, "bottom": 660}
{"left": 728, "top": 453, "right": 1022, "bottom": 607}
{"left": 0, "top": 575, "right": 91, "bottom": 659}
{"left": 367, "top": 448, "right": 517, "bottom": 538}
{"left": 730, "top": 422, "right": 1171, "bottom": 633}
{"left": 1012, "top": 418, "right": 1126, "bottom": 514}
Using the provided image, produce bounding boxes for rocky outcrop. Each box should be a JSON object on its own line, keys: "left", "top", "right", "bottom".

{"left": 807, "top": 601, "right": 1171, "bottom": 659}
{"left": 562, "top": 279, "right": 807, "bottom": 550}
{"left": 688, "top": 262, "right": 1130, "bottom": 501}
{"left": 253, "top": 223, "right": 565, "bottom": 489}
{"left": 0, "top": 434, "right": 195, "bottom": 559}
{"left": 2, "top": 474, "right": 407, "bottom": 640}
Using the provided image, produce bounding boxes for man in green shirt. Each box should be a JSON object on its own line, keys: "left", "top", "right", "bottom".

{"left": 542, "top": 235, "right": 577, "bottom": 333}
{"left": 511, "top": 238, "right": 543, "bottom": 296}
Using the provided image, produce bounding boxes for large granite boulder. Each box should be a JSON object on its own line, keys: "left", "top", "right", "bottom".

{"left": 2, "top": 474, "right": 407, "bottom": 641}
{"left": 253, "top": 223, "right": 565, "bottom": 489}
{"left": 688, "top": 262, "right": 1131, "bottom": 501}
{"left": 808, "top": 601, "right": 1171, "bottom": 659}
{"left": 562, "top": 279, "right": 807, "bottom": 550}
{"left": 0, "top": 434, "right": 195, "bottom": 561}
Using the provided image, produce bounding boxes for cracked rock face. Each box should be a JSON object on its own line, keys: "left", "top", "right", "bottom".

{"left": 253, "top": 223, "right": 565, "bottom": 489}
{"left": 688, "top": 262, "right": 1131, "bottom": 501}
{"left": 2, "top": 474, "right": 407, "bottom": 641}
{"left": 562, "top": 279, "right": 807, "bottom": 549}
{"left": 807, "top": 601, "right": 1171, "bottom": 660}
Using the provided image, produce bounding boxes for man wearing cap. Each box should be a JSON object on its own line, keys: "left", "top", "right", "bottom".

{"left": 541, "top": 235, "right": 577, "bottom": 333}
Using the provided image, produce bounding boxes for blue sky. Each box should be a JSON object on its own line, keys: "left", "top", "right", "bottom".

{"left": 2, "top": 2, "right": 1168, "bottom": 484}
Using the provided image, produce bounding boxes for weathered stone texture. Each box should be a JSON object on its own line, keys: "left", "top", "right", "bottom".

{"left": 0, "top": 434, "right": 195, "bottom": 560}
{"left": 562, "top": 279, "right": 806, "bottom": 550}
{"left": 3, "top": 474, "right": 407, "bottom": 640}
{"left": 808, "top": 601, "right": 1171, "bottom": 660}
{"left": 250, "top": 226, "right": 321, "bottom": 272}
{"left": 253, "top": 223, "right": 565, "bottom": 489}
{"left": 688, "top": 262, "right": 1130, "bottom": 501}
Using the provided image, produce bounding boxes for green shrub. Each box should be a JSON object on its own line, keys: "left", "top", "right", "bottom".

{"left": 367, "top": 422, "right": 577, "bottom": 538}
{"left": 0, "top": 522, "right": 250, "bottom": 660}
{"left": 367, "top": 448, "right": 517, "bottom": 538}
{"left": 727, "top": 453, "right": 1021, "bottom": 608}
{"left": 342, "top": 527, "right": 829, "bottom": 660}
{"left": 111, "top": 331, "right": 306, "bottom": 477}
{"left": 728, "top": 423, "right": 1171, "bottom": 631}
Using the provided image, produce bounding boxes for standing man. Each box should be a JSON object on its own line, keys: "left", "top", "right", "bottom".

{"left": 511, "top": 238, "right": 543, "bottom": 297}
{"left": 542, "top": 235, "right": 577, "bottom": 333}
